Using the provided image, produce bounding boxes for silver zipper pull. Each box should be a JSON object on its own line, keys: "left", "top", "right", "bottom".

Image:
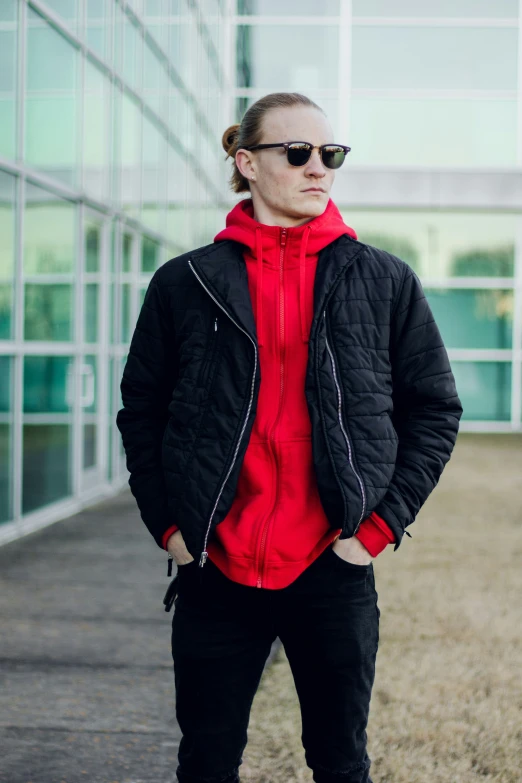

{"left": 214, "top": 317, "right": 218, "bottom": 331}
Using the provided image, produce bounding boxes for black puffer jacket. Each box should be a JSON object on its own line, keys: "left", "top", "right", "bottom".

{"left": 116, "top": 234, "right": 463, "bottom": 565}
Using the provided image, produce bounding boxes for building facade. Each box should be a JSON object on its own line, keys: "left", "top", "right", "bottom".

{"left": 1, "top": 0, "right": 521, "bottom": 545}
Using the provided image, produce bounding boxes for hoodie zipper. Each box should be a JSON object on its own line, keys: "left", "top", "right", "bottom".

{"left": 256, "top": 226, "right": 287, "bottom": 588}
{"left": 187, "top": 258, "right": 258, "bottom": 569}
{"left": 323, "top": 310, "right": 367, "bottom": 531}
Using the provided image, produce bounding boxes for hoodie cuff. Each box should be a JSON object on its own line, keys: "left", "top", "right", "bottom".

{"left": 162, "top": 524, "right": 179, "bottom": 551}
{"left": 354, "top": 512, "right": 396, "bottom": 557}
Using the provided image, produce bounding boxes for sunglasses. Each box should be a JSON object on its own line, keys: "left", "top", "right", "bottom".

{"left": 240, "top": 141, "right": 351, "bottom": 169}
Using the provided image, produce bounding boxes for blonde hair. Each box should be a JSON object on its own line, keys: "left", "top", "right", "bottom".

{"left": 221, "top": 92, "right": 326, "bottom": 194}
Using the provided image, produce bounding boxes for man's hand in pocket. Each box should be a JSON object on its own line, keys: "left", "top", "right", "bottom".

{"left": 331, "top": 534, "right": 374, "bottom": 566}
{"left": 166, "top": 529, "right": 195, "bottom": 566}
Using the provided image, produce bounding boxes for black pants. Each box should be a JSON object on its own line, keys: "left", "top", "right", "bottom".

{"left": 171, "top": 541, "right": 380, "bottom": 783}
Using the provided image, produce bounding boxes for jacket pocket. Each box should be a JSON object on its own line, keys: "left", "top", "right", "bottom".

{"left": 196, "top": 315, "right": 220, "bottom": 390}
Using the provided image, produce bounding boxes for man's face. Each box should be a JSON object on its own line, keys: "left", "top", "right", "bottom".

{"left": 236, "top": 106, "right": 338, "bottom": 225}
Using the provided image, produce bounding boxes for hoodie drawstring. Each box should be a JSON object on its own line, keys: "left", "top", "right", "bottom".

{"left": 254, "top": 224, "right": 312, "bottom": 347}
{"left": 255, "top": 227, "right": 264, "bottom": 347}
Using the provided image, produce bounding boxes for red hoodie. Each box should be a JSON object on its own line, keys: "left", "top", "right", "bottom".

{"left": 162, "top": 197, "right": 395, "bottom": 587}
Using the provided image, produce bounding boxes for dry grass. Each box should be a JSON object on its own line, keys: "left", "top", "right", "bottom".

{"left": 240, "top": 434, "right": 522, "bottom": 782}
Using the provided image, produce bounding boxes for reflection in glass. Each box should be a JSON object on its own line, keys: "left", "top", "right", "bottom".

{"left": 85, "top": 218, "right": 101, "bottom": 273}
{"left": 0, "top": 171, "right": 15, "bottom": 339}
{"left": 24, "top": 356, "right": 73, "bottom": 412}
{"left": 121, "top": 283, "right": 131, "bottom": 344}
{"left": 352, "top": 0, "right": 518, "bottom": 17}
{"left": 350, "top": 211, "right": 517, "bottom": 279}
{"left": 141, "top": 236, "right": 159, "bottom": 272}
{"left": 453, "top": 362, "right": 512, "bottom": 421}
{"left": 81, "top": 354, "right": 97, "bottom": 471}
{"left": 349, "top": 98, "right": 517, "bottom": 168}
{"left": 121, "top": 93, "right": 142, "bottom": 219}
{"left": 425, "top": 290, "right": 513, "bottom": 350}
{"left": 85, "top": 283, "right": 99, "bottom": 343}
{"left": 142, "top": 115, "right": 167, "bottom": 233}
{"left": 238, "top": 0, "right": 339, "bottom": 12}
{"left": 81, "top": 356, "right": 97, "bottom": 414}
{"left": 83, "top": 423, "right": 97, "bottom": 469}
{"left": 24, "top": 284, "right": 73, "bottom": 341}
{"left": 24, "top": 185, "right": 75, "bottom": 275}
{"left": 238, "top": 25, "right": 338, "bottom": 90}
{"left": 41, "top": 0, "right": 79, "bottom": 30}
{"left": 0, "top": 355, "right": 13, "bottom": 523}
{"left": 0, "top": 0, "right": 17, "bottom": 158}
{"left": 26, "top": 8, "right": 78, "bottom": 185}
{"left": 122, "top": 232, "right": 133, "bottom": 272}
{"left": 86, "top": 0, "right": 110, "bottom": 58}
{"left": 123, "top": 14, "right": 142, "bottom": 92}
{"left": 84, "top": 59, "right": 110, "bottom": 201}
{"left": 22, "top": 425, "right": 72, "bottom": 513}
{"left": 352, "top": 26, "right": 518, "bottom": 91}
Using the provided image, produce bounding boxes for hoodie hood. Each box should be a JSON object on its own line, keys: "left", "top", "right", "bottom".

{"left": 214, "top": 197, "right": 357, "bottom": 346}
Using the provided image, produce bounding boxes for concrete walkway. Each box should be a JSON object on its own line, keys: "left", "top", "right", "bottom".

{"left": 0, "top": 490, "right": 279, "bottom": 783}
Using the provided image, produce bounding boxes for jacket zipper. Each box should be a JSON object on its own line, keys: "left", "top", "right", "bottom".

{"left": 187, "top": 258, "right": 258, "bottom": 568}
{"left": 256, "top": 226, "right": 287, "bottom": 588}
{"left": 323, "top": 310, "right": 367, "bottom": 531}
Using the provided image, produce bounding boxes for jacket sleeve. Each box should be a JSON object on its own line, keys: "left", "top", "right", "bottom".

{"left": 116, "top": 268, "right": 179, "bottom": 550}
{"left": 373, "top": 265, "right": 463, "bottom": 550}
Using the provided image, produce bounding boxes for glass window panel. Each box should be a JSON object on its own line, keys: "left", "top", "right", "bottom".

{"left": 141, "top": 236, "right": 159, "bottom": 273}
{"left": 84, "top": 283, "right": 99, "bottom": 343}
{"left": 237, "top": 25, "right": 338, "bottom": 89}
{"left": 143, "top": 41, "right": 168, "bottom": 115}
{"left": 81, "top": 355, "right": 97, "bottom": 414}
{"left": 23, "top": 356, "right": 73, "bottom": 413}
{"left": 40, "top": 0, "right": 79, "bottom": 31}
{"left": 121, "top": 92, "right": 142, "bottom": 220}
{"left": 24, "top": 284, "right": 73, "bottom": 341}
{"left": 83, "top": 59, "right": 110, "bottom": 201}
{"left": 0, "top": 2, "right": 16, "bottom": 21}
{"left": 86, "top": 0, "right": 110, "bottom": 59}
{"left": 122, "top": 231, "right": 132, "bottom": 272}
{"left": 425, "top": 289, "right": 513, "bottom": 350}
{"left": 109, "top": 282, "right": 116, "bottom": 344}
{"left": 22, "top": 424, "right": 72, "bottom": 513}
{"left": 142, "top": 115, "right": 167, "bottom": 233}
{"left": 85, "top": 217, "right": 101, "bottom": 272}
{"left": 107, "top": 356, "right": 114, "bottom": 480}
{"left": 83, "top": 423, "right": 97, "bottom": 469}
{"left": 111, "top": 84, "right": 122, "bottom": 205}
{"left": 0, "top": 4, "right": 17, "bottom": 158}
{"left": 352, "top": 0, "right": 518, "bottom": 17}
{"left": 24, "top": 184, "right": 75, "bottom": 274}
{"left": 0, "top": 171, "right": 15, "bottom": 340}
{"left": 352, "top": 26, "right": 518, "bottom": 91}
{"left": 238, "top": 0, "right": 339, "bottom": 12}
{"left": 121, "top": 283, "right": 131, "bottom": 344}
{"left": 26, "top": 9, "right": 78, "bottom": 186}
{"left": 123, "top": 14, "right": 142, "bottom": 91}
{"left": 0, "top": 355, "right": 13, "bottom": 523}
{"left": 452, "top": 362, "right": 512, "bottom": 421}
{"left": 351, "top": 210, "right": 516, "bottom": 279}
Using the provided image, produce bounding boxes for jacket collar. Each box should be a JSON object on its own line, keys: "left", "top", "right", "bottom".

{"left": 188, "top": 235, "right": 367, "bottom": 345}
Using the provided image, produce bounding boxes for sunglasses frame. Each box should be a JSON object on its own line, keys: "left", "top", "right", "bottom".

{"left": 240, "top": 141, "right": 352, "bottom": 168}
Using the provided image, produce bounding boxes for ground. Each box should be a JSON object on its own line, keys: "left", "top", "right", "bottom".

{"left": 1, "top": 433, "right": 520, "bottom": 782}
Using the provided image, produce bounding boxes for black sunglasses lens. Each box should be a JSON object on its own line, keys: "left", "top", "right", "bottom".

{"left": 322, "top": 146, "right": 346, "bottom": 169}
{"left": 287, "top": 144, "right": 312, "bottom": 166}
